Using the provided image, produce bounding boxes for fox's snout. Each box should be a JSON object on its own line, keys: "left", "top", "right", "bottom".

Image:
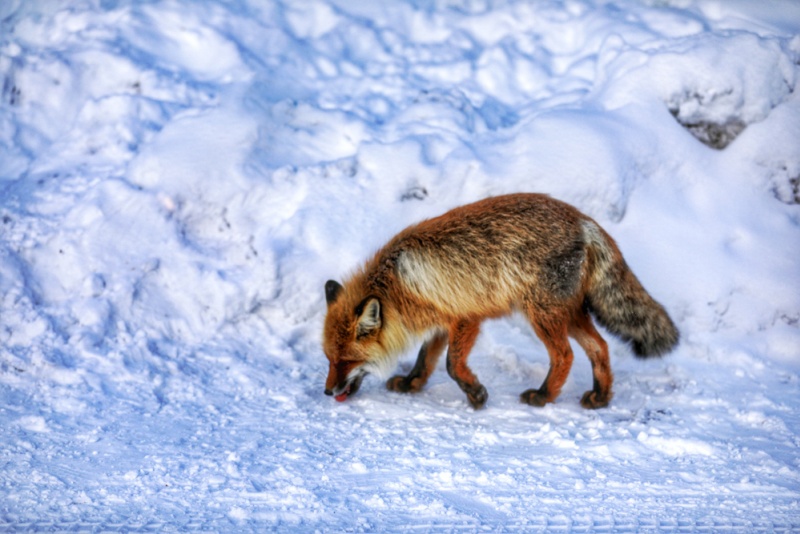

{"left": 324, "top": 367, "right": 366, "bottom": 402}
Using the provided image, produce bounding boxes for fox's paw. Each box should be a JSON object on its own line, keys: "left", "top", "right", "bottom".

{"left": 520, "top": 388, "right": 550, "bottom": 407}
{"left": 580, "top": 390, "right": 611, "bottom": 409}
{"left": 466, "top": 384, "right": 488, "bottom": 410}
{"left": 386, "top": 375, "right": 424, "bottom": 393}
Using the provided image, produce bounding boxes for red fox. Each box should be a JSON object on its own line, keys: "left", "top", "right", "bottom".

{"left": 323, "top": 193, "right": 678, "bottom": 409}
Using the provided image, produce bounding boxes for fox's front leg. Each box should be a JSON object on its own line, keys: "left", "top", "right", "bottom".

{"left": 387, "top": 331, "right": 448, "bottom": 393}
{"left": 445, "top": 320, "right": 488, "bottom": 409}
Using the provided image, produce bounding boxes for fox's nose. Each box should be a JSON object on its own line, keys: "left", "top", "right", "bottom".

{"left": 324, "top": 388, "right": 333, "bottom": 396}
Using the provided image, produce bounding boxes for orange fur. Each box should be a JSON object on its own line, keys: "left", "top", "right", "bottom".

{"left": 323, "top": 193, "right": 678, "bottom": 409}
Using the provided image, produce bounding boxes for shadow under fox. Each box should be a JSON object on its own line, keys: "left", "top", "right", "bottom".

{"left": 323, "top": 193, "right": 679, "bottom": 409}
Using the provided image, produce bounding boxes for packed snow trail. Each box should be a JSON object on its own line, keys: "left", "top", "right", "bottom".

{"left": 1, "top": 0, "right": 799, "bottom": 530}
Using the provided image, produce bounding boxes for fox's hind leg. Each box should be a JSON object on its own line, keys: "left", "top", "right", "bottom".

{"left": 569, "top": 309, "right": 613, "bottom": 409}
{"left": 521, "top": 311, "right": 574, "bottom": 407}
{"left": 446, "top": 319, "right": 488, "bottom": 409}
{"left": 387, "top": 330, "right": 448, "bottom": 393}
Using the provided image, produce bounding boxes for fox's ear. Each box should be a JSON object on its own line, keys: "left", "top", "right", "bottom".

{"left": 355, "top": 297, "right": 381, "bottom": 338}
{"left": 325, "top": 280, "right": 343, "bottom": 306}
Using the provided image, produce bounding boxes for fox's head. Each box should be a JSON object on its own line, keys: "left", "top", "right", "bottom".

{"left": 322, "top": 279, "right": 397, "bottom": 402}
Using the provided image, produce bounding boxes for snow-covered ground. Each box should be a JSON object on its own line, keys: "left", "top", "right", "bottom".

{"left": 2, "top": 0, "right": 799, "bottom": 530}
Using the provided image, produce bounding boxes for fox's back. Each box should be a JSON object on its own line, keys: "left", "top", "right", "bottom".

{"left": 378, "top": 194, "right": 590, "bottom": 317}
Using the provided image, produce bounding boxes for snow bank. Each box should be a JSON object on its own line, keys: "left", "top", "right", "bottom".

{"left": 1, "top": 0, "right": 799, "bottom": 529}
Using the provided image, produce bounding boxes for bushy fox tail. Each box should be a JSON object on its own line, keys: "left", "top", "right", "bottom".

{"left": 582, "top": 222, "right": 679, "bottom": 358}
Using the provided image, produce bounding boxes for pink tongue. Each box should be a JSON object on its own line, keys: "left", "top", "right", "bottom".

{"left": 334, "top": 392, "right": 348, "bottom": 402}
